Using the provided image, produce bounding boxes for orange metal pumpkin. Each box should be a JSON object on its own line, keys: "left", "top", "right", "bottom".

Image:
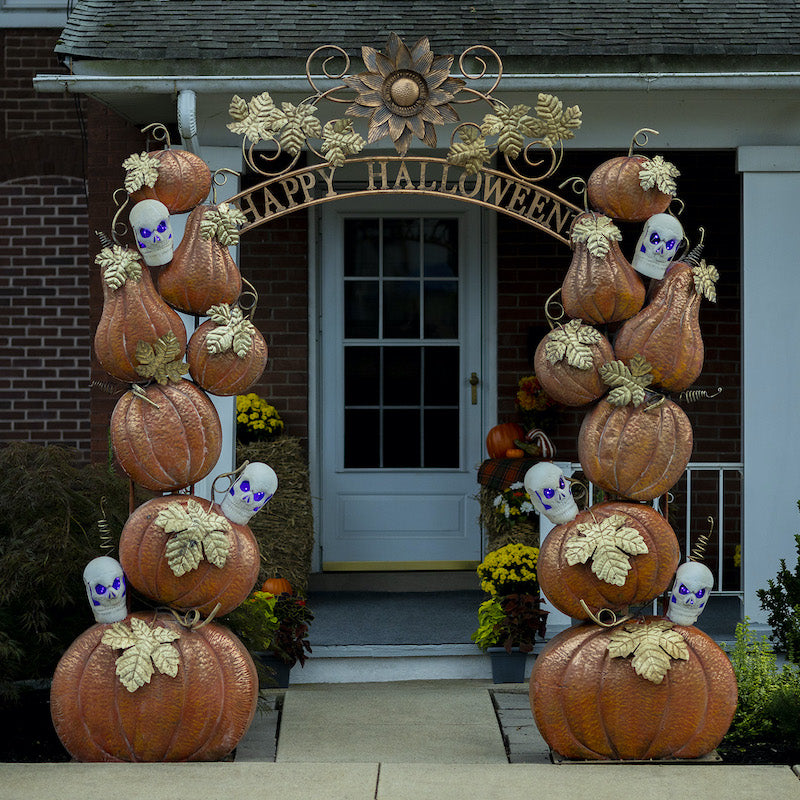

{"left": 486, "top": 422, "right": 525, "bottom": 459}
{"left": 537, "top": 502, "right": 680, "bottom": 619}
{"left": 578, "top": 396, "right": 693, "bottom": 502}
{"left": 128, "top": 149, "right": 212, "bottom": 214}
{"left": 530, "top": 618, "right": 737, "bottom": 760}
{"left": 50, "top": 612, "right": 258, "bottom": 762}
{"left": 157, "top": 204, "right": 243, "bottom": 315}
{"left": 110, "top": 379, "right": 222, "bottom": 492}
{"left": 262, "top": 577, "right": 293, "bottom": 596}
{"left": 119, "top": 495, "right": 260, "bottom": 616}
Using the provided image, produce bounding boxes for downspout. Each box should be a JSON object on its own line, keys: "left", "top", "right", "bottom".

{"left": 176, "top": 89, "right": 200, "bottom": 153}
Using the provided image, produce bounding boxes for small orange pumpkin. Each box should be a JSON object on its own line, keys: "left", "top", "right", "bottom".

{"left": 262, "top": 577, "right": 293, "bottom": 596}
{"left": 486, "top": 422, "right": 525, "bottom": 459}
{"left": 505, "top": 448, "right": 525, "bottom": 459}
{"left": 128, "top": 149, "right": 212, "bottom": 214}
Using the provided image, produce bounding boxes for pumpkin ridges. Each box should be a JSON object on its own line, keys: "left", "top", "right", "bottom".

{"left": 112, "top": 393, "right": 173, "bottom": 488}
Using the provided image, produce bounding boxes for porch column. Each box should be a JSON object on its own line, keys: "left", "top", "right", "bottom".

{"left": 738, "top": 146, "right": 800, "bottom": 623}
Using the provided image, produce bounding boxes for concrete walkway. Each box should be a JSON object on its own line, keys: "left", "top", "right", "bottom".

{"left": 3, "top": 680, "right": 800, "bottom": 800}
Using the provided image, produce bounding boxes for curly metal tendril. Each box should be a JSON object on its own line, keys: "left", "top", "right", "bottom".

{"left": 305, "top": 44, "right": 351, "bottom": 98}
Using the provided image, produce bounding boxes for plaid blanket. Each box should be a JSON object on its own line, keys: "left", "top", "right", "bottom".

{"left": 477, "top": 458, "right": 539, "bottom": 490}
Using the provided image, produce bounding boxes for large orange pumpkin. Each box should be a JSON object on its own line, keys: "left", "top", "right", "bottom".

{"left": 51, "top": 612, "right": 258, "bottom": 762}
{"left": 128, "top": 149, "right": 212, "bottom": 214}
{"left": 119, "top": 495, "right": 260, "bottom": 616}
{"left": 537, "top": 502, "right": 680, "bottom": 619}
{"left": 486, "top": 422, "right": 525, "bottom": 459}
{"left": 530, "top": 618, "right": 737, "bottom": 760}
{"left": 158, "top": 204, "right": 243, "bottom": 315}
{"left": 578, "top": 396, "right": 693, "bottom": 502}
{"left": 93, "top": 248, "right": 187, "bottom": 383}
{"left": 110, "top": 379, "right": 222, "bottom": 492}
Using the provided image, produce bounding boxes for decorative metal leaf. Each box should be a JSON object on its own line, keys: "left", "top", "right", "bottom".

{"left": 277, "top": 102, "right": 322, "bottom": 156}
{"left": 480, "top": 103, "right": 534, "bottom": 159}
{"left": 570, "top": 214, "right": 622, "bottom": 258}
{"left": 198, "top": 203, "right": 248, "bottom": 246}
{"left": 599, "top": 356, "right": 653, "bottom": 407}
{"left": 521, "top": 93, "right": 582, "bottom": 148}
{"left": 164, "top": 531, "right": 204, "bottom": 576}
{"left": 226, "top": 92, "right": 281, "bottom": 145}
{"left": 95, "top": 245, "right": 142, "bottom": 290}
{"left": 544, "top": 319, "right": 602, "bottom": 370}
{"left": 607, "top": 619, "right": 690, "bottom": 684}
{"left": 135, "top": 332, "right": 188, "bottom": 385}
{"left": 101, "top": 617, "right": 180, "bottom": 693}
{"left": 205, "top": 304, "right": 256, "bottom": 357}
{"left": 564, "top": 513, "right": 648, "bottom": 585}
{"left": 447, "top": 127, "right": 491, "bottom": 175}
{"left": 638, "top": 155, "right": 680, "bottom": 195}
{"left": 321, "top": 118, "right": 365, "bottom": 167}
{"left": 692, "top": 259, "right": 719, "bottom": 302}
{"left": 122, "top": 152, "right": 160, "bottom": 193}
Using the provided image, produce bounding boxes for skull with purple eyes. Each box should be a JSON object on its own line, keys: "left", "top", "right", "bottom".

{"left": 632, "top": 213, "right": 684, "bottom": 279}
{"left": 523, "top": 461, "right": 578, "bottom": 525}
{"left": 220, "top": 462, "right": 278, "bottom": 525}
{"left": 666, "top": 561, "right": 714, "bottom": 626}
{"left": 83, "top": 556, "right": 128, "bottom": 624}
{"left": 129, "top": 199, "right": 174, "bottom": 266}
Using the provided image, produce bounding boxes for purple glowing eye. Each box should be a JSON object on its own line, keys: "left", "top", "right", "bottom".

{"left": 229, "top": 486, "right": 235, "bottom": 496}
{"left": 649, "top": 232, "right": 661, "bottom": 244}
{"left": 253, "top": 491, "right": 265, "bottom": 502}
{"left": 139, "top": 227, "right": 152, "bottom": 238}
{"left": 95, "top": 584, "right": 107, "bottom": 595}
{"left": 543, "top": 488, "right": 555, "bottom": 499}
{"left": 559, "top": 477, "right": 565, "bottom": 489}
{"left": 157, "top": 220, "right": 168, "bottom": 233}
{"left": 112, "top": 577, "right": 122, "bottom": 591}
{"left": 679, "top": 584, "right": 690, "bottom": 595}
{"left": 240, "top": 480, "right": 251, "bottom": 492}
{"left": 666, "top": 239, "right": 677, "bottom": 250}
{"left": 695, "top": 588, "right": 705, "bottom": 598}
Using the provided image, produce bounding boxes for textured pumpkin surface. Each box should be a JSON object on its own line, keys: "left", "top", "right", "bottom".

{"left": 158, "top": 205, "right": 243, "bottom": 315}
{"left": 578, "top": 397, "right": 693, "bottom": 501}
{"left": 587, "top": 155, "right": 672, "bottom": 222}
{"left": 262, "top": 577, "right": 293, "bottom": 595}
{"left": 94, "top": 262, "right": 187, "bottom": 382}
{"left": 614, "top": 262, "right": 705, "bottom": 392}
{"left": 119, "top": 495, "right": 260, "bottom": 616}
{"left": 187, "top": 318, "right": 268, "bottom": 396}
{"left": 538, "top": 502, "right": 680, "bottom": 619}
{"left": 129, "top": 150, "right": 212, "bottom": 214}
{"left": 534, "top": 327, "right": 613, "bottom": 406}
{"left": 529, "top": 619, "right": 737, "bottom": 760}
{"left": 51, "top": 613, "right": 258, "bottom": 762}
{"left": 486, "top": 422, "right": 525, "bottom": 459}
{"left": 110, "top": 379, "right": 222, "bottom": 491}
{"left": 561, "top": 238, "right": 645, "bottom": 325}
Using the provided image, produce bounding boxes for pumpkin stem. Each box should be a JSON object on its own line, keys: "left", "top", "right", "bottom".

{"left": 543, "top": 287, "right": 566, "bottom": 330}
{"left": 165, "top": 602, "right": 222, "bottom": 630}
{"left": 579, "top": 599, "right": 632, "bottom": 628}
{"left": 140, "top": 121, "right": 172, "bottom": 149}
{"left": 558, "top": 175, "right": 589, "bottom": 211}
{"left": 239, "top": 277, "right": 259, "bottom": 320}
{"left": 684, "top": 227, "right": 706, "bottom": 266}
{"left": 627, "top": 127, "right": 659, "bottom": 157}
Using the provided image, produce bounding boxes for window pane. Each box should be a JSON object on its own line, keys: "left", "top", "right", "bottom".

{"left": 424, "top": 409, "right": 459, "bottom": 468}
{"left": 344, "top": 219, "right": 379, "bottom": 276}
{"left": 384, "top": 347, "right": 421, "bottom": 406}
{"left": 345, "top": 347, "right": 380, "bottom": 406}
{"left": 383, "top": 281, "right": 420, "bottom": 338}
{"left": 344, "top": 410, "right": 380, "bottom": 467}
{"left": 424, "top": 219, "right": 458, "bottom": 277}
{"left": 345, "top": 280, "right": 379, "bottom": 338}
{"left": 423, "top": 280, "right": 458, "bottom": 339}
{"left": 424, "top": 347, "right": 459, "bottom": 406}
{"left": 383, "top": 409, "right": 421, "bottom": 467}
{"left": 383, "top": 218, "right": 420, "bottom": 277}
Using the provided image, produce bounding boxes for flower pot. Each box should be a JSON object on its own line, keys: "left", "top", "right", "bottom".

{"left": 252, "top": 651, "right": 292, "bottom": 688}
{"left": 488, "top": 646, "right": 528, "bottom": 684}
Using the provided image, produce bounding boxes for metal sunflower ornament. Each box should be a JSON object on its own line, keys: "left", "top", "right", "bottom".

{"left": 344, "top": 33, "right": 465, "bottom": 155}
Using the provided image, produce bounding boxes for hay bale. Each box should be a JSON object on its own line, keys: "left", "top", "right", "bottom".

{"left": 236, "top": 437, "right": 314, "bottom": 593}
{"left": 478, "top": 485, "right": 540, "bottom": 553}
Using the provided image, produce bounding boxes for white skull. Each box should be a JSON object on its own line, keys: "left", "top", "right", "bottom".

{"left": 523, "top": 462, "right": 578, "bottom": 525}
{"left": 632, "top": 213, "right": 684, "bottom": 279}
{"left": 130, "top": 199, "right": 173, "bottom": 266}
{"left": 220, "top": 462, "right": 278, "bottom": 525}
{"left": 83, "top": 556, "right": 127, "bottom": 624}
{"left": 666, "top": 561, "right": 714, "bottom": 626}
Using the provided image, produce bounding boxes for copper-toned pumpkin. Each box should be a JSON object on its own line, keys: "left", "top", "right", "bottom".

{"left": 538, "top": 502, "right": 680, "bottom": 619}
{"left": 486, "top": 422, "right": 525, "bottom": 459}
{"left": 562, "top": 212, "right": 645, "bottom": 325}
{"left": 119, "top": 495, "right": 260, "bottom": 616}
{"left": 578, "top": 395, "right": 693, "bottom": 502}
{"left": 110, "top": 379, "right": 222, "bottom": 492}
{"left": 530, "top": 618, "right": 737, "bottom": 760}
{"left": 93, "top": 247, "right": 187, "bottom": 383}
{"left": 157, "top": 204, "right": 243, "bottom": 315}
{"left": 51, "top": 612, "right": 258, "bottom": 762}
{"left": 262, "top": 576, "right": 293, "bottom": 596}
{"left": 534, "top": 320, "right": 614, "bottom": 407}
{"left": 128, "top": 149, "right": 212, "bottom": 214}
{"left": 587, "top": 154, "right": 675, "bottom": 223}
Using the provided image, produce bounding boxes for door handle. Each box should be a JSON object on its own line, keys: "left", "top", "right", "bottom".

{"left": 469, "top": 372, "right": 480, "bottom": 405}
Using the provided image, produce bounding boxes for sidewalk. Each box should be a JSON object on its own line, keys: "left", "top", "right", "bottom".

{"left": 3, "top": 680, "right": 800, "bottom": 800}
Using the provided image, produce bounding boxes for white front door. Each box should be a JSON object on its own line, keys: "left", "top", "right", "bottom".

{"left": 319, "top": 197, "right": 484, "bottom": 569}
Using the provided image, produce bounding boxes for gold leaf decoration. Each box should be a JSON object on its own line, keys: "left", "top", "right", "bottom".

{"left": 135, "top": 332, "right": 188, "bottom": 385}
{"left": 156, "top": 499, "right": 232, "bottom": 576}
{"left": 101, "top": 617, "right": 181, "bottom": 693}
{"left": 481, "top": 103, "right": 534, "bottom": 160}
{"left": 198, "top": 203, "right": 248, "bottom": 246}
{"left": 205, "top": 304, "right": 256, "bottom": 358}
{"left": 523, "top": 93, "right": 582, "bottom": 148}
{"left": 692, "top": 259, "right": 719, "bottom": 302}
{"left": 321, "top": 118, "right": 366, "bottom": 167}
{"left": 95, "top": 245, "right": 142, "bottom": 290}
{"left": 226, "top": 92, "right": 282, "bottom": 145}
{"left": 571, "top": 214, "right": 622, "bottom": 258}
{"left": 122, "top": 152, "right": 160, "bottom": 193}
{"left": 447, "top": 127, "right": 491, "bottom": 175}
{"left": 607, "top": 619, "right": 690, "bottom": 684}
{"left": 544, "top": 319, "right": 603, "bottom": 370}
{"left": 276, "top": 102, "right": 322, "bottom": 156}
{"left": 599, "top": 355, "right": 653, "bottom": 407}
{"left": 638, "top": 155, "right": 680, "bottom": 195}
{"left": 564, "top": 513, "right": 648, "bottom": 585}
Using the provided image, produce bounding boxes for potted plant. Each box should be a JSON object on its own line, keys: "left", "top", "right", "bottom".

{"left": 471, "top": 543, "right": 548, "bottom": 683}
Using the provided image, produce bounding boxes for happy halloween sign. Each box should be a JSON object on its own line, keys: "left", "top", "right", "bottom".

{"left": 228, "top": 156, "right": 580, "bottom": 244}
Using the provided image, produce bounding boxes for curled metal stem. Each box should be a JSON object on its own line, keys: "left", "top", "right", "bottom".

{"left": 110, "top": 189, "right": 130, "bottom": 244}
{"left": 211, "top": 167, "right": 242, "bottom": 204}
{"left": 238, "top": 277, "right": 259, "bottom": 319}
{"left": 457, "top": 45, "right": 503, "bottom": 98}
{"left": 141, "top": 122, "right": 172, "bottom": 148}
{"left": 544, "top": 287, "right": 566, "bottom": 330}
{"left": 212, "top": 461, "right": 249, "bottom": 501}
{"left": 579, "top": 600, "right": 632, "bottom": 628}
{"left": 690, "top": 517, "right": 714, "bottom": 562}
{"left": 628, "top": 127, "right": 659, "bottom": 156}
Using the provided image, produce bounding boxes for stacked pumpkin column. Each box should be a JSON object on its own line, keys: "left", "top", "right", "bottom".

{"left": 527, "top": 139, "right": 738, "bottom": 761}
{"left": 51, "top": 140, "right": 272, "bottom": 762}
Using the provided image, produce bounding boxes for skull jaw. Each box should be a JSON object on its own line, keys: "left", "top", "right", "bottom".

{"left": 138, "top": 244, "right": 173, "bottom": 267}
{"left": 220, "top": 495, "right": 259, "bottom": 525}
{"left": 632, "top": 251, "right": 671, "bottom": 279}
{"left": 543, "top": 498, "right": 579, "bottom": 525}
{"left": 666, "top": 599, "right": 705, "bottom": 626}
{"left": 90, "top": 598, "right": 128, "bottom": 625}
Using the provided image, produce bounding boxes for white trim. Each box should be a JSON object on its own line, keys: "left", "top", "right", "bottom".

{"left": 308, "top": 206, "right": 322, "bottom": 572}
{"left": 737, "top": 146, "right": 800, "bottom": 173}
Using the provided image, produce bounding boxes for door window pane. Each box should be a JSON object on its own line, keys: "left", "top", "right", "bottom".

{"left": 344, "top": 410, "right": 380, "bottom": 467}
{"left": 344, "top": 219, "right": 379, "bottom": 276}
{"left": 424, "top": 409, "right": 459, "bottom": 468}
{"left": 345, "top": 280, "right": 379, "bottom": 338}
{"left": 384, "top": 347, "right": 421, "bottom": 406}
{"left": 424, "top": 219, "right": 458, "bottom": 277}
{"left": 424, "top": 347, "right": 459, "bottom": 406}
{"left": 383, "top": 219, "right": 420, "bottom": 277}
{"left": 345, "top": 347, "right": 380, "bottom": 405}
{"left": 383, "top": 409, "right": 421, "bottom": 468}
{"left": 424, "top": 280, "right": 458, "bottom": 339}
{"left": 383, "top": 281, "right": 420, "bottom": 338}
